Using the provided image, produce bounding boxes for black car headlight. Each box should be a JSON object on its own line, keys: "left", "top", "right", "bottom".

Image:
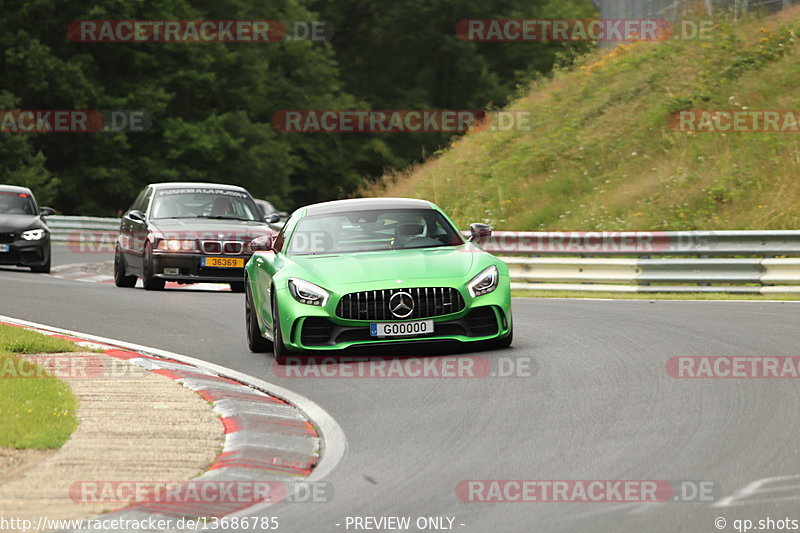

{"left": 467, "top": 265, "right": 499, "bottom": 298}
{"left": 21, "top": 229, "right": 46, "bottom": 241}
{"left": 288, "top": 278, "right": 329, "bottom": 306}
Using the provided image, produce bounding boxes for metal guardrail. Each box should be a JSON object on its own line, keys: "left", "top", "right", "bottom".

{"left": 481, "top": 231, "right": 800, "bottom": 292}
{"left": 46, "top": 217, "right": 800, "bottom": 293}
{"left": 46, "top": 216, "right": 120, "bottom": 242}
{"left": 504, "top": 257, "right": 800, "bottom": 293}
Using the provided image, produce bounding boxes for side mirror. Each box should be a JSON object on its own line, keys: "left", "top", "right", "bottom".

{"left": 469, "top": 222, "right": 492, "bottom": 241}
{"left": 265, "top": 213, "right": 281, "bottom": 224}
{"left": 249, "top": 235, "right": 274, "bottom": 252}
{"left": 128, "top": 210, "right": 146, "bottom": 222}
{"left": 39, "top": 206, "right": 55, "bottom": 216}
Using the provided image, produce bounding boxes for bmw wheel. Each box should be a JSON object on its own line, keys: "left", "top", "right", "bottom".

{"left": 142, "top": 242, "right": 165, "bottom": 291}
{"left": 114, "top": 246, "right": 137, "bottom": 288}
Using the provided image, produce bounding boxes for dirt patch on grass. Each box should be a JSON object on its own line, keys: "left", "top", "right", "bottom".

{"left": 0, "top": 447, "right": 55, "bottom": 486}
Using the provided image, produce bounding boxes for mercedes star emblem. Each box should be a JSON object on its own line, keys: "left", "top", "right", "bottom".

{"left": 389, "top": 291, "right": 414, "bottom": 318}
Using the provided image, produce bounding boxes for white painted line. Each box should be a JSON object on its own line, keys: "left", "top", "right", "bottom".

{"left": 0, "top": 314, "right": 348, "bottom": 485}
{"left": 51, "top": 261, "right": 110, "bottom": 273}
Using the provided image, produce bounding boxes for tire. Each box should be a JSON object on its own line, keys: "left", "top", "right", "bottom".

{"left": 492, "top": 327, "right": 513, "bottom": 349}
{"left": 229, "top": 281, "right": 246, "bottom": 293}
{"left": 142, "top": 242, "right": 165, "bottom": 291}
{"left": 29, "top": 252, "right": 50, "bottom": 274}
{"left": 114, "top": 246, "right": 137, "bottom": 287}
{"left": 272, "top": 296, "right": 290, "bottom": 364}
{"left": 246, "top": 281, "right": 272, "bottom": 353}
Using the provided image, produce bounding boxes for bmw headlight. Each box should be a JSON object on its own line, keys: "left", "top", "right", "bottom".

{"left": 21, "top": 229, "right": 46, "bottom": 241}
{"left": 467, "top": 265, "right": 499, "bottom": 297}
{"left": 156, "top": 239, "right": 197, "bottom": 252}
{"left": 288, "top": 278, "right": 329, "bottom": 306}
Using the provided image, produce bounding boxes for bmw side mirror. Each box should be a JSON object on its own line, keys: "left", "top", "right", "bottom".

{"left": 249, "top": 235, "right": 274, "bottom": 252}
{"left": 39, "top": 206, "right": 55, "bottom": 216}
{"left": 128, "top": 210, "right": 145, "bottom": 222}
{"left": 266, "top": 213, "right": 281, "bottom": 224}
{"left": 469, "top": 222, "right": 492, "bottom": 241}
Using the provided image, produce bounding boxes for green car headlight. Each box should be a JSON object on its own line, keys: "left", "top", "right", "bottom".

{"left": 288, "top": 278, "right": 329, "bottom": 306}
{"left": 21, "top": 229, "right": 46, "bottom": 240}
{"left": 467, "top": 265, "right": 499, "bottom": 297}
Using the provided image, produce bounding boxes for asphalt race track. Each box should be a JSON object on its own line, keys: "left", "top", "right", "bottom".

{"left": 2, "top": 245, "right": 800, "bottom": 532}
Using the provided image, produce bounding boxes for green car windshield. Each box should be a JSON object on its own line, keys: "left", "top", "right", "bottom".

{"left": 287, "top": 209, "right": 464, "bottom": 255}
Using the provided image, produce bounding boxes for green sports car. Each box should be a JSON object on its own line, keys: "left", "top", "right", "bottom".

{"left": 244, "top": 198, "right": 512, "bottom": 362}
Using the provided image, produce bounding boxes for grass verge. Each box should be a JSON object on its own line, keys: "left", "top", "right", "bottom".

{"left": 0, "top": 324, "right": 79, "bottom": 449}
{"left": 369, "top": 7, "right": 800, "bottom": 232}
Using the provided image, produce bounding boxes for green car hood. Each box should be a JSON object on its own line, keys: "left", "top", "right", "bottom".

{"left": 289, "top": 244, "right": 479, "bottom": 287}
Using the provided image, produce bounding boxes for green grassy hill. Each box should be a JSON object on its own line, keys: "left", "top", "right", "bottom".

{"left": 366, "top": 8, "right": 800, "bottom": 231}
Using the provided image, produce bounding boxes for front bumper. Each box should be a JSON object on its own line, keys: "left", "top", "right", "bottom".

{"left": 275, "top": 284, "right": 512, "bottom": 352}
{"left": 0, "top": 235, "right": 50, "bottom": 268}
{"left": 152, "top": 252, "right": 249, "bottom": 282}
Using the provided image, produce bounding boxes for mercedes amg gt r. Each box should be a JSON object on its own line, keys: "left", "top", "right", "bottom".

{"left": 244, "top": 198, "right": 512, "bottom": 362}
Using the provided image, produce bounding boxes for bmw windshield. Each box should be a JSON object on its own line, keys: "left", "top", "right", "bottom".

{"left": 287, "top": 209, "right": 464, "bottom": 255}
{"left": 150, "top": 187, "right": 262, "bottom": 221}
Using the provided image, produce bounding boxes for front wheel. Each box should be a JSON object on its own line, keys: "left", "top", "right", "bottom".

{"left": 489, "top": 328, "right": 513, "bottom": 349}
{"left": 142, "top": 242, "right": 165, "bottom": 291}
{"left": 29, "top": 252, "right": 50, "bottom": 274}
{"left": 272, "top": 296, "right": 290, "bottom": 364}
{"left": 246, "top": 281, "right": 272, "bottom": 353}
{"left": 114, "top": 246, "right": 137, "bottom": 287}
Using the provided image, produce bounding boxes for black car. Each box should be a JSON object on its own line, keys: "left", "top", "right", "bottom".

{"left": 254, "top": 198, "right": 288, "bottom": 229}
{"left": 0, "top": 185, "right": 55, "bottom": 273}
{"left": 115, "top": 182, "right": 273, "bottom": 291}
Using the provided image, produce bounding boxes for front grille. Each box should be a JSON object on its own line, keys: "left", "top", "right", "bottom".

{"left": 300, "top": 307, "right": 500, "bottom": 346}
{"left": 0, "top": 233, "right": 16, "bottom": 244}
{"left": 202, "top": 241, "right": 221, "bottom": 254}
{"left": 223, "top": 241, "right": 243, "bottom": 254}
{"left": 336, "top": 287, "right": 465, "bottom": 321}
{"left": 202, "top": 240, "right": 244, "bottom": 254}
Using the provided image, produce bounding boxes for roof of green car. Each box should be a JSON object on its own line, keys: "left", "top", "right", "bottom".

{"left": 302, "top": 197, "right": 435, "bottom": 216}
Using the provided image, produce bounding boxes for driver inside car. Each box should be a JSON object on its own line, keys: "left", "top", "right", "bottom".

{"left": 210, "top": 197, "right": 235, "bottom": 217}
